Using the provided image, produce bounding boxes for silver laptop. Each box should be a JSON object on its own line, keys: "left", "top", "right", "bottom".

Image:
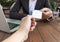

{"left": 0, "top": 5, "right": 20, "bottom": 33}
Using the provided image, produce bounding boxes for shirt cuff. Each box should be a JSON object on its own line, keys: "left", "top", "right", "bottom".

{"left": 47, "top": 17, "right": 53, "bottom": 21}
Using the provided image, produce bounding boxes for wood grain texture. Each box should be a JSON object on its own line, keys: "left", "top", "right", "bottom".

{"left": 0, "top": 20, "right": 60, "bottom": 42}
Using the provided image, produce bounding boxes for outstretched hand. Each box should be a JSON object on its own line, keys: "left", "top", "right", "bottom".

{"left": 20, "top": 15, "right": 37, "bottom": 32}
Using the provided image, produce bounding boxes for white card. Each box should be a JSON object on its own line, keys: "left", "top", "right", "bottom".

{"left": 32, "top": 10, "right": 42, "bottom": 19}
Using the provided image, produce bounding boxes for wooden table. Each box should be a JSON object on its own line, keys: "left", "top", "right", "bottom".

{"left": 0, "top": 20, "right": 60, "bottom": 42}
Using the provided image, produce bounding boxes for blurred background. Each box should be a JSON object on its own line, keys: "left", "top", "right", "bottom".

{"left": 0, "top": 0, "right": 60, "bottom": 19}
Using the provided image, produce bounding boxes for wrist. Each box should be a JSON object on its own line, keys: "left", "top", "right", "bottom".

{"left": 18, "top": 27, "right": 30, "bottom": 34}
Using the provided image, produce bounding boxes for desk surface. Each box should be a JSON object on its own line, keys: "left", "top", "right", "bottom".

{"left": 0, "top": 20, "right": 60, "bottom": 42}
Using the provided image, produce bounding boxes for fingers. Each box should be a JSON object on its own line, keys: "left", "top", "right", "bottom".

{"left": 41, "top": 8, "right": 51, "bottom": 12}
{"left": 22, "top": 15, "right": 32, "bottom": 21}
{"left": 30, "top": 22, "right": 37, "bottom": 31}
{"left": 20, "top": 15, "right": 32, "bottom": 31}
{"left": 40, "top": 8, "right": 53, "bottom": 19}
{"left": 21, "top": 15, "right": 37, "bottom": 32}
{"left": 41, "top": 8, "right": 52, "bottom": 14}
{"left": 26, "top": 16, "right": 37, "bottom": 31}
{"left": 30, "top": 17, "right": 37, "bottom": 31}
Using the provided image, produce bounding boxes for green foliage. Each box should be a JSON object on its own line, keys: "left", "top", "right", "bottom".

{"left": 0, "top": 0, "right": 14, "bottom": 7}
{"left": 0, "top": 0, "right": 57, "bottom": 10}
{"left": 49, "top": 0, "right": 57, "bottom": 10}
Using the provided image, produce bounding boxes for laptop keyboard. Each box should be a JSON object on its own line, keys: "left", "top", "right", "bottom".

{"left": 8, "top": 22, "right": 19, "bottom": 30}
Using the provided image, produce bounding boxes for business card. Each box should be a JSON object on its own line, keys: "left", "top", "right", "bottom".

{"left": 32, "top": 10, "right": 42, "bottom": 19}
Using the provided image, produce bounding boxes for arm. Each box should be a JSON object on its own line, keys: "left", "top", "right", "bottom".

{"left": 2, "top": 16, "right": 31, "bottom": 42}
{"left": 41, "top": 8, "right": 53, "bottom": 21}
{"left": 2, "top": 15, "right": 37, "bottom": 42}
{"left": 40, "top": 0, "right": 53, "bottom": 21}
{"left": 9, "top": 0, "right": 27, "bottom": 20}
{"left": 2, "top": 28, "right": 29, "bottom": 42}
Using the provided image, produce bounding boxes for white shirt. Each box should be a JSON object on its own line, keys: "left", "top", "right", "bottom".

{"left": 29, "top": 0, "right": 52, "bottom": 21}
{"left": 29, "top": 0, "right": 37, "bottom": 14}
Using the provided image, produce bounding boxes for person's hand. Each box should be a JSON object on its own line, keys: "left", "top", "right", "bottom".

{"left": 20, "top": 15, "right": 37, "bottom": 31}
{"left": 18, "top": 15, "right": 37, "bottom": 42}
{"left": 2, "top": 15, "right": 37, "bottom": 42}
{"left": 40, "top": 8, "right": 53, "bottom": 19}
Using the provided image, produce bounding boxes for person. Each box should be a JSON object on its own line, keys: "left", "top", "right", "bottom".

{"left": 9, "top": 0, "right": 53, "bottom": 21}
{"left": 2, "top": 15, "right": 37, "bottom": 42}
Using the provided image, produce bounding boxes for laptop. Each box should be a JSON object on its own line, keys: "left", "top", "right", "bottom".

{"left": 0, "top": 5, "right": 20, "bottom": 33}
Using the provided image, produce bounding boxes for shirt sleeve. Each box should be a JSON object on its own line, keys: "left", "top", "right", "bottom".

{"left": 9, "top": 0, "right": 27, "bottom": 20}
{"left": 44, "top": 0, "right": 52, "bottom": 9}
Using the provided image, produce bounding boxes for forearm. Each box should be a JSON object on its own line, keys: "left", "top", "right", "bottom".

{"left": 2, "top": 27, "right": 29, "bottom": 42}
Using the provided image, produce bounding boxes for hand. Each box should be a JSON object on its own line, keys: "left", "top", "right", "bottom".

{"left": 18, "top": 15, "right": 37, "bottom": 42}
{"left": 2, "top": 15, "right": 37, "bottom": 42}
{"left": 20, "top": 15, "right": 37, "bottom": 31}
{"left": 30, "top": 18, "right": 37, "bottom": 31}
{"left": 40, "top": 8, "right": 53, "bottom": 19}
